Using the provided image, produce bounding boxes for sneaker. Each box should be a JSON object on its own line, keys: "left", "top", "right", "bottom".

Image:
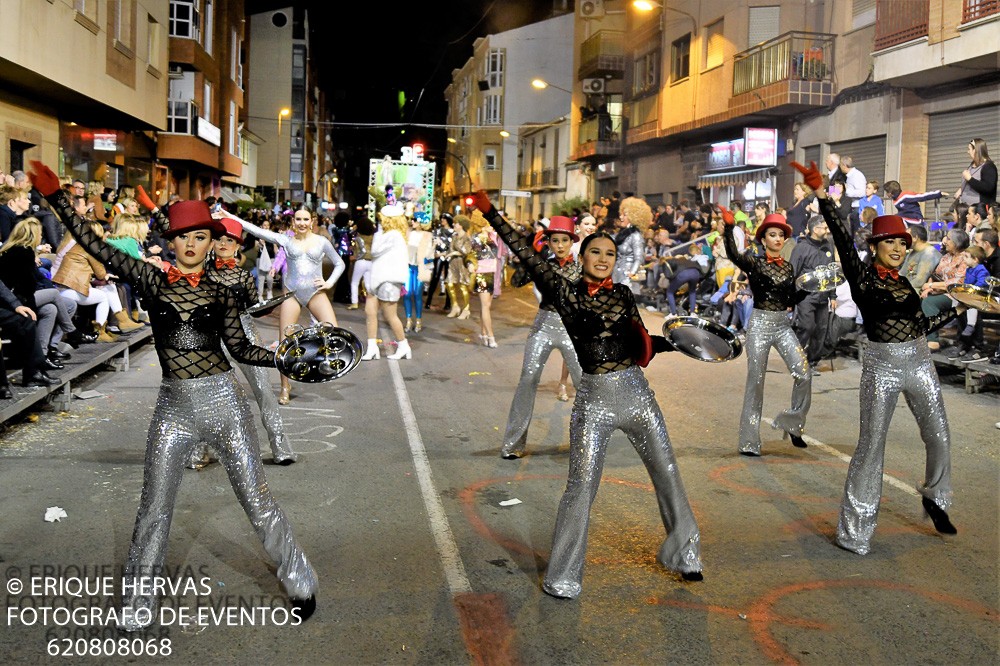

{"left": 959, "top": 350, "right": 987, "bottom": 363}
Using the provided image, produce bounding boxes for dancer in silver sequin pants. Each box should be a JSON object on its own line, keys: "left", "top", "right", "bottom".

{"left": 501, "top": 309, "right": 583, "bottom": 458}
{"left": 836, "top": 338, "right": 952, "bottom": 555}
{"left": 121, "top": 371, "right": 316, "bottom": 629}
{"left": 190, "top": 314, "right": 295, "bottom": 466}
{"left": 738, "top": 308, "right": 812, "bottom": 455}
{"left": 543, "top": 365, "right": 702, "bottom": 598}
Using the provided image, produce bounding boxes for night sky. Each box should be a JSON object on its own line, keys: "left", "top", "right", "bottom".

{"left": 246, "top": 0, "right": 563, "bottom": 201}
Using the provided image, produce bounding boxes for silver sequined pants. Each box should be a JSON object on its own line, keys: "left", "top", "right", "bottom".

{"left": 544, "top": 365, "right": 702, "bottom": 598}
{"left": 191, "top": 315, "right": 294, "bottom": 464}
{"left": 836, "top": 338, "right": 952, "bottom": 555}
{"left": 501, "top": 309, "right": 583, "bottom": 458}
{"left": 121, "top": 371, "right": 317, "bottom": 629}
{"left": 738, "top": 308, "right": 812, "bottom": 455}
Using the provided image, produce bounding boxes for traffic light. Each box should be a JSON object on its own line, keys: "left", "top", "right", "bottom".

{"left": 464, "top": 194, "right": 475, "bottom": 207}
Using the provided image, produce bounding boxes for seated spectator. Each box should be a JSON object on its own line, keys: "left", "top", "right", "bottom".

{"left": 920, "top": 228, "right": 970, "bottom": 351}
{"left": 0, "top": 184, "right": 30, "bottom": 242}
{"left": 52, "top": 221, "right": 134, "bottom": 343}
{"left": 663, "top": 246, "right": 705, "bottom": 316}
{"left": 0, "top": 217, "right": 78, "bottom": 364}
{"left": 899, "top": 224, "right": 941, "bottom": 292}
{"left": 857, "top": 179, "right": 885, "bottom": 219}
{"left": 0, "top": 276, "right": 59, "bottom": 388}
{"left": 718, "top": 268, "right": 752, "bottom": 333}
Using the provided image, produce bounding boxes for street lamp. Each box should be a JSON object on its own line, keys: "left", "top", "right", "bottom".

{"left": 632, "top": 0, "right": 697, "bottom": 30}
{"left": 274, "top": 106, "right": 290, "bottom": 209}
{"left": 531, "top": 78, "right": 573, "bottom": 95}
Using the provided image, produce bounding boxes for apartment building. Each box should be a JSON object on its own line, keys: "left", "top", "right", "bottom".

{"left": 571, "top": 0, "right": 998, "bottom": 214}
{"left": 156, "top": 0, "right": 249, "bottom": 203}
{"left": 0, "top": 0, "right": 168, "bottom": 192}
{"left": 247, "top": 6, "right": 334, "bottom": 210}
{"left": 443, "top": 12, "right": 576, "bottom": 220}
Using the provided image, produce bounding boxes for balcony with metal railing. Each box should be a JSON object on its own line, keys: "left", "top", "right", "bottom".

{"left": 874, "top": 0, "right": 928, "bottom": 51}
{"left": 873, "top": 0, "right": 1000, "bottom": 87}
{"left": 571, "top": 115, "right": 622, "bottom": 162}
{"left": 963, "top": 0, "right": 1000, "bottom": 23}
{"left": 732, "top": 31, "right": 836, "bottom": 96}
{"left": 578, "top": 30, "right": 625, "bottom": 81}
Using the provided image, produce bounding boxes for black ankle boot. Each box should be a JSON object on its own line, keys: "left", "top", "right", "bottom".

{"left": 790, "top": 433, "right": 807, "bottom": 448}
{"left": 290, "top": 596, "right": 316, "bottom": 622}
{"left": 922, "top": 497, "right": 957, "bottom": 535}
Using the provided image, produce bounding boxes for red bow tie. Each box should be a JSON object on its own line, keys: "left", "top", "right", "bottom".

{"left": 585, "top": 277, "right": 615, "bottom": 297}
{"left": 765, "top": 255, "right": 784, "bottom": 267}
{"left": 555, "top": 255, "right": 575, "bottom": 268}
{"left": 215, "top": 258, "right": 237, "bottom": 270}
{"left": 875, "top": 264, "right": 899, "bottom": 281}
{"left": 166, "top": 266, "right": 203, "bottom": 287}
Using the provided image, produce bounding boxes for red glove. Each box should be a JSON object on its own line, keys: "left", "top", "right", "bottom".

{"left": 790, "top": 161, "right": 823, "bottom": 192}
{"left": 631, "top": 318, "right": 654, "bottom": 368}
{"left": 135, "top": 185, "right": 158, "bottom": 212}
{"left": 28, "top": 161, "right": 60, "bottom": 197}
{"left": 721, "top": 209, "right": 735, "bottom": 226}
{"left": 532, "top": 229, "right": 547, "bottom": 252}
{"left": 472, "top": 190, "right": 493, "bottom": 214}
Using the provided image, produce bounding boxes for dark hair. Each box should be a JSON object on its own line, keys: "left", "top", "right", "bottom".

{"left": 355, "top": 216, "right": 376, "bottom": 235}
{"left": 975, "top": 227, "right": 998, "bottom": 248}
{"left": 908, "top": 223, "right": 928, "bottom": 242}
{"left": 883, "top": 180, "right": 901, "bottom": 199}
{"left": 970, "top": 203, "right": 988, "bottom": 220}
{"left": 579, "top": 231, "right": 616, "bottom": 255}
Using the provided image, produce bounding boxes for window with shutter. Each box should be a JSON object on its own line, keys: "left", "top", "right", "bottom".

{"left": 748, "top": 6, "right": 780, "bottom": 46}
{"left": 705, "top": 20, "right": 724, "bottom": 70}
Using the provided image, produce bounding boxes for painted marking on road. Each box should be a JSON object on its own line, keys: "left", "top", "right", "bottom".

{"left": 762, "top": 417, "right": 919, "bottom": 498}
{"left": 387, "top": 357, "right": 472, "bottom": 594}
{"left": 653, "top": 579, "right": 999, "bottom": 666}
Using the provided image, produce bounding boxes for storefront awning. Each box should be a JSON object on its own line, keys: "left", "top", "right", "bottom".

{"left": 219, "top": 188, "right": 252, "bottom": 203}
{"left": 697, "top": 168, "right": 772, "bottom": 189}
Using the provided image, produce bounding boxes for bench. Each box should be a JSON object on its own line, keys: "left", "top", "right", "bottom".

{"left": 0, "top": 326, "right": 153, "bottom": 424}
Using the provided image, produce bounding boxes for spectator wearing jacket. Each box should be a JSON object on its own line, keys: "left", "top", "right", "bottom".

{"left": 791, "top": 215, "right": 835, "bottom": 368}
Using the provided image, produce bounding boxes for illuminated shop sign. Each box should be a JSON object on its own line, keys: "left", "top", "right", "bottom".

{"left": 707, "top": 128, "right": 778, "bottom": 170}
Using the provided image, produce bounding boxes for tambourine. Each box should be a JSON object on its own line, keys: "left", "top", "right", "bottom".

{"left": 661, "top": 316, "right": 743, "bottom": 363}
{"left": 274, "top": 323, "right": 363, "bottom": 382}
{"left": 244, "top": 292, "right": 294, "bottom": 318}
{"left": 948, "top": 277, "right": 1000, "bottom": 314}
{"left": 795, "top": 263, "right": 845, "bottom": 293}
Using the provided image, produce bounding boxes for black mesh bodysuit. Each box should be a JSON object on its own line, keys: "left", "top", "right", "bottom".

{"left": 483, "top": 208, "right": 661, "bottom": 374}
{"left": 723, "top": 224, "right": 804, "bottom": 311}
{"left": 49, "top": 192, "right": 273, "bottom": 378}
{"left": 514, "top": 252, "right": 583, "bottom": 312}
{"left": 818, "top": 198, "right": 956, "bottom": 343}
{"left": 205, "top": 259, "right": 258, "bottom": 311}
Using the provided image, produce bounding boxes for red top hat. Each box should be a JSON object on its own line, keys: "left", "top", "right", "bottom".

{"left": 163, "top": 200, "right": 226, "bottom": 239}
{"left": 544, "top": 216, "right": 580, "bottom": 242}
{"left": 869, "top": 215, "right": 912, "bottom": 247}
{"left": 754, "top": 213, "right": 793, "bottom": 241}
{"left": 219, "top": 218, "right": 243, "bottom": 242}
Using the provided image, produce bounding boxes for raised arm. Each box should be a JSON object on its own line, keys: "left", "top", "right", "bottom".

{"left": 471, "top": 192, "right": 562, "bottom": 302}
{"left": 31, "top": 162, "right": 148, "bottom": 286}
{"left": 222, "top": 210, "right": 288, "bottom": 248}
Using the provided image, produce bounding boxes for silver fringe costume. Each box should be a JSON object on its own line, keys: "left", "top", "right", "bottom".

{"left": 501, "top": 308, "right": 583, "bottom": 458}
{"left": 738, "top": 308, "right": 812, "bottom": 455}
{"left": 121, "top": 372, "right": 317, "bottom": 629}
{"left": 836, "top": 340, "right": 952, "bottom": 555}
{"left": 544, "top": 366, "right": 702, "bottom": 598}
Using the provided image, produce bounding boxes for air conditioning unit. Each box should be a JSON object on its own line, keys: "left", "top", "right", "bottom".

{"left": 168, "top": 65, "right": 184, "bottom": 78}
{"left": 583, "top": 78, "right": 606, "bottom": 94}
{"left": 579, "top": 0, "right": 605, "bottom": 19}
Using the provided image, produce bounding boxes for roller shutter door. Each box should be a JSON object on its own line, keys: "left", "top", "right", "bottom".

{"left": 926, "top": 105, "right": 1000, "bottom": 196}
{"left": 829, "top": 135, "right": 886, "bottom": 189}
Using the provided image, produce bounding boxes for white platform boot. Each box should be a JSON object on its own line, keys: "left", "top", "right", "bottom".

{"left": 361, "top": 338, "right": 380, "bottom": 360}
{"left": 386, "top": 339, "right": 411, "bottom": 360}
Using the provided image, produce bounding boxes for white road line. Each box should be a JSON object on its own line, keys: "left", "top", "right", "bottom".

{"left": 762, "top": 417, "right": 919, "bottom": 498}
{"left": 388, "top": 354, "right": 473, "bottom": 594}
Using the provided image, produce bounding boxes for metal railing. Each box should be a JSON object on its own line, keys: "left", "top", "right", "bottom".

{"left": 579, "top": 30, "right": 625, "bottom": 74}
{"left": 874, "top": 0, "right": 929, "bottom": 51}
{"left": 732, "top": 31, "right": 835, "bottom": 96}
{"left": 963, "top": 0, "right": 1000, "bottom": 23}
